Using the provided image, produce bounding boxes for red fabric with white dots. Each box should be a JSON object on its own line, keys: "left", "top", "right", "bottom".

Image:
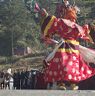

{"left": 44, "top": 49, "right": 95, "bottom": 83}
{"left": 43, "top": 17, "right": 95, "bottom": 83}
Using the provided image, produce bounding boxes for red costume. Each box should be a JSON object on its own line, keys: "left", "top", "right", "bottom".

{"left": 41, "top": 15, "right": 95, "bottom": 83}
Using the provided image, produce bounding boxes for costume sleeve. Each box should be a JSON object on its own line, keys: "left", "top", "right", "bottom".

{"left": 79, "top": 24, "right": 94, "bottom": 43}
{"left": 41, "top": 16, "right": 60, "bottom": 44}
{"left": 43, "top": 16, "right": 59, "bottom": 38}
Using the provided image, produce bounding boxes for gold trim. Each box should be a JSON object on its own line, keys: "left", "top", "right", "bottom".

{"left": 44, "top": 16, "right": 56, "bottom": 36}
{"left": 57, "top": 48, "right": 79, "bottom": 54}
{"left": 65, "top": 40, "right": 79, "bottom": 45}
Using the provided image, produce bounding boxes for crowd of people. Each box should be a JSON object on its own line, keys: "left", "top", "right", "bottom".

{"left": 0, "top": 68, "right": 46, "bottom": 90}
{"left": 1, "top": 67, "right": 95, "bottom": 90}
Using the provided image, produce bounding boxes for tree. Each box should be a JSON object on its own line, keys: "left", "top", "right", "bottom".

{"left": 0, "top": 0, "right": 95, "bottom": 56}
{"left": 0, "top": 0, "right": 41, "bottom": 56}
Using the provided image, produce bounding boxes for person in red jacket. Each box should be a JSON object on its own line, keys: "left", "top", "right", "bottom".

{"left": 40, "top": 8, "right": 95, "bottom": 90}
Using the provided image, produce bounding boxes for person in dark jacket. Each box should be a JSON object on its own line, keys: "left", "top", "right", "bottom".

{"left": 20, "top": 69, "right": 25, "bottom": 89}
{"left": 13, "top": 69, "right": 21, "bottom": 89}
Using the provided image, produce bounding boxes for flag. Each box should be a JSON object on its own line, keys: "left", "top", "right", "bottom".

{"left": 24, "top": 0, "right": 40, "bottom": 12}
{"left": 34, "top": 2, "right": 40, "bottom": 12}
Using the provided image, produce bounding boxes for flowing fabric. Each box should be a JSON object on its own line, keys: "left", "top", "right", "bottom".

{"left": 79, "top": 45, "right": 95, "bottom": 64}
{"left": 41, "top": 16, "right": 95, "bottom": 83}
{"left": 45, "top": 39, "right": 64, "bottom": 62}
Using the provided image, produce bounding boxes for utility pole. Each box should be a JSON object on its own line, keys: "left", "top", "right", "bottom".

{"left": 11, "top": 30, "right": 14, "bottom": 64}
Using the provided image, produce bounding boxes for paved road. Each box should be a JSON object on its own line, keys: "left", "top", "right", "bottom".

{"left": 0, "top": 90, "right": 95, "bottom": 96}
